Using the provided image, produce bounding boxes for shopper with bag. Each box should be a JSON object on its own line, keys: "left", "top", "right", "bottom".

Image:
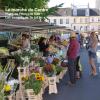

{"left": 67, "top": 32, "right": 80, "bottom": 86}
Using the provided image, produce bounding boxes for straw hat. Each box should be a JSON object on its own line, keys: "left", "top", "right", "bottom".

{"left": 70, "top": 32, "right": 76, "bottom": 38}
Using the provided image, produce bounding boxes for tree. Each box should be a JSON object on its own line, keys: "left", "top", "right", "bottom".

{"left": 40, "top": 3, "right": 64, "bottom": 21}
{"left": 0, "top": 0, "right": 63, "bottom": 20}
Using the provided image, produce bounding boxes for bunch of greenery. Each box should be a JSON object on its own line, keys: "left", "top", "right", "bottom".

{"left": 43, "top": 64, "right": 56, "bottom": 77}
{"left": 13, "top": 50, "right": 35, "bottom": 67}
{"left": 55, "top": 66, "right": 63, "bottom": 75}
{"left": 24, "top": 74, "right": 42, "bottom": 95}
{"left": 0, "top": 62, "right": 11, "bottom": 99}
{"left": 0, "top": 0, "right": 63, "bottom": 20}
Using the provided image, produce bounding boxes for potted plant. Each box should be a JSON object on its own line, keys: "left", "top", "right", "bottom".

{"left": 43, "top": 64, "right": 56, "bottom": 77}
{"left": 55, "top": 66, "right": 63, "bottom": 75}
{"left": 24, "top": 73, "right": 44, "bottom": 95}
{"left": 52, "top": 58, "right": 60, "bottom": 66}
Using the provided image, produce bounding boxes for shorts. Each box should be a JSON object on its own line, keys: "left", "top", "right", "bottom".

{"left": 88, "top": 51, "right": 96, "bottom": 59}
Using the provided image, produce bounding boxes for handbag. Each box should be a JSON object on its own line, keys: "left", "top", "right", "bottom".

{"left": 61, "top": 60, "right": 68, "bottom": 67}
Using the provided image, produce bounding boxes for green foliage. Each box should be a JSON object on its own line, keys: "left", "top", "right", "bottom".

{"left": 43, "top": 64, "right": 56, "bottom": 77}
{"left": 55, "top": 66, "right": 63, "bottom": 75}
{"left": 13, "top": 50, "right": 35, "bottom": 67}
{"left": 0, "top": 62, "right": 3, "bottom": 72}
{"left": 13, "top": 54, "right": 22, "bottom": 66}
{"left": 0, "top": 0, "right": 63, "bottom": 20}
{"left": 25, "top": 74, "right": 42, "bottom": 95}
{"left": 40, "top": 3, "right": 64, "bottom": 20}
{"left": 0, "top": 0, "right": 49, "bottom": 10}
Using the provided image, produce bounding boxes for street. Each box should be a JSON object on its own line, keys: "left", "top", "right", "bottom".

{"left": 44, "top": 46, "right": 100, "bottom": 100}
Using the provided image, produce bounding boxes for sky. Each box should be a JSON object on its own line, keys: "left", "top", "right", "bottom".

{"left": 48, "top": 0, "right": 96, "bottom": 8}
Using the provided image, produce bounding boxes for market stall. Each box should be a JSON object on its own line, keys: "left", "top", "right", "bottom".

{"left": 0, "top": 19, "right": 72, "bottom": 100}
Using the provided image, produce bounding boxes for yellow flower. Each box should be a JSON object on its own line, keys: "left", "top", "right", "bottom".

{"left": 36, "top": 76, "right": 41, "bottom": 80}
{"left": 4, "top": 84, "right": 11, "bottom": 92}
{"left": 35, "top": 73, "right": 40, "bottom": 77}
{"left": 41, "top": 76, "right": 44, "bottom": 81}
{"left": 21, "top": 76, "right": 28, "bottom": 81}
{"left": 62, "top": 40, "right": 68, "bottom": 46}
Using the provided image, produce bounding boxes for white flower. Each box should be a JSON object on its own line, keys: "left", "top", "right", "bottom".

{"left": 30, "top": 50, "right": 34, "bottom": 54}
{"left": 21, "top": 57, "right": 24, "bottom": 60}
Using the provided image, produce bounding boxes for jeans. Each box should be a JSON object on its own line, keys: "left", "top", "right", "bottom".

{"left": 68, "top": 58, "right": 76, "bottom": 84}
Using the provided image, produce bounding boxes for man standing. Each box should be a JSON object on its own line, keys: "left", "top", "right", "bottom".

{"left": 67, "top": 32, "right": 80, "bottom": 86}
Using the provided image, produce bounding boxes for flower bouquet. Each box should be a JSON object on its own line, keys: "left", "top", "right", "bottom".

{"left": 43, "top": 64, "right": 56, "bottom": 77}
{"left": 13, "top": 50, "right": 35, "bottom": 67}
{"left": 24, "top": 73, "right": 44, "bottom": 95}
{"left": 29, "top": 66, "right": 40, "bottom": 74}
{"left": 52, "top": 58, "right": 60, "bottom": 66}
{"left": 34, "top": 57, "right": 45, "bottom": 67}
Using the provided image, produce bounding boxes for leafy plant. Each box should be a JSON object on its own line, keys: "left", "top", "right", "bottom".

{"left": 52, "top": 58, "right": 60, "bottom": 66}
{"left": 24, "top": 74, "right": 42, "bottom": 95}
{"left": 55, "top": 66, "right": 63, "bottom": 75}
{"left": 43, "top": 64, "right": 56, "bottom": 77}
{"left": 13, "top": 50, "right": 35, "bottom": 67}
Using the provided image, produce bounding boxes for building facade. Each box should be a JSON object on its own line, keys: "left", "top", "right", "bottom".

{"left": 96, "top": 0, "right": 100, "bottom": 9}
{"left": 46, "top": 7, "right": 100, "bottom": 33}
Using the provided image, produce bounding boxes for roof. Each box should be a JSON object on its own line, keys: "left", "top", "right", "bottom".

{"left": 90, "top": 9, "right": 100, "bottom": 16}
{"left": 48, "top": 8, "right": 100, "bottom": 16}
{"left": 49, "top": 8, "right": 72, "bottom": 16}
{"left": 75, "top": 9, "right": 86, "bottom": 16}
{"left": 0, "top": 19, "right": 67, "bottom": 32}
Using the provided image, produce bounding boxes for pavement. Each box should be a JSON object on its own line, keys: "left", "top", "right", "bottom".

{"left": 43, "top": 47, "right": 100, "bottom": 100}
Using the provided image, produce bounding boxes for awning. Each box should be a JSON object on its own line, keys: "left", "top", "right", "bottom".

{"left": 0, "top": 19, "right": 71, "bottom": 33}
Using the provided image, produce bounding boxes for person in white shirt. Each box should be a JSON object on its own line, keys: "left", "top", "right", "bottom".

{"left": 22, "top": 34, "right": 30, "bottom": 50}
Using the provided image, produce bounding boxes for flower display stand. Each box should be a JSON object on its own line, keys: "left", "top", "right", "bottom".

{"left": 17, "top": 67, "right": 29, "bottom": 82}
{"left": 39, "top": 67, "right": 43, "bottom": 74}
{"left": 26, "top": 89, "right": 43, "bottom": 100}
{"left": 17, "top": 67, "right": 29, "bottom": 100}
{"left": 48, "top": 76, "right": 58, "bottom": 94}
{"left": 43, "top": 75, "right": 49, "bottom": 91}
{"left": 6, "top": 93, "right": 15, "bottom": 100}
{"left": 15, "top": 86, "right": 26, "bottom": 100}
{"left": 59, "top": 68, "right": 68, "bottom": 80}
{"left": 56, "top": 75, "right": 60, "bottom": 83}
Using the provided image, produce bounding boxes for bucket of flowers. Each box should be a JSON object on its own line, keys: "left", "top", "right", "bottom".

{"left": 52, "top": 58, "right": 60, "bottom": 66}
{"left": 24, "top": 73, "right": 44, "bottom": 96}
{"left": 43, "top": 63, "right": 56, "bottom": 77}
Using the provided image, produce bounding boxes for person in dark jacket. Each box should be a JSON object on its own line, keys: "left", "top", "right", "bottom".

{"left": 67, "top": 32, "right": 80, "bottom": 86}
{"left": 38, "top": 37, "right": 49, "bottom": 57}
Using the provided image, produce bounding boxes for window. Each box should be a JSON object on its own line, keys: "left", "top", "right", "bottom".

{"left": 80, "top": 18, "right": 82, "bottom": 23}
{"left": 74, "top": 18, "right": 76, "bottom": 23}
{"left": 48, "top": 19, "right": 50, "bottom": 23}
{"left": 74, "top": 26, "right": 76, "bottom": 30}
{"left": 80, "top": 26, "right": 82, "bottom": 30}
{"left": 98, "top": 25, "right": 100, "bottom": 30}
{"left": 54, "top": 19, "right": 56, "bottom": 24}
{"left": 98, "top": 18, "right": 100, "bottom": 22}
{"left": 92, "top": 18, "right": 94, "bottom": 22}
{"left": 85, "top": 26, "right": 88, "bottom": 31}
{"left": 66, "top": 19, "right": 69, "bottom": 24}
{"left": 85, "top": 18, "right": 88, "bottom": 23}
{"left": 60, "top": 19, "right": 63, "bottom": 24}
